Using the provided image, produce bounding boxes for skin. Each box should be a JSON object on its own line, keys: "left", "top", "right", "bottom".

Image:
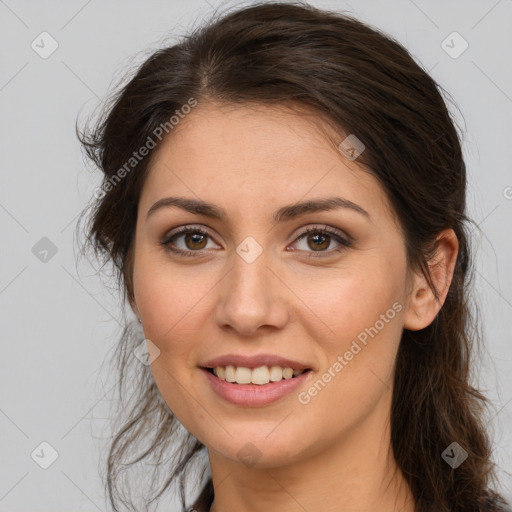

{"left": 130, "top": 101, "right": 459, "bottom": 512}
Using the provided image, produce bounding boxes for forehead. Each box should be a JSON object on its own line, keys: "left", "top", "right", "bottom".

{"left": 139, "top": 101, "right": 390, "bottom": 224}
{"left": 153, "top": 101, "right": 351, "bottom": 169}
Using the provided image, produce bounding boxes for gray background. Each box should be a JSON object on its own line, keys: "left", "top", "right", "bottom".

{"left": 1, "top": 0, "right": 511, "bottom": 510}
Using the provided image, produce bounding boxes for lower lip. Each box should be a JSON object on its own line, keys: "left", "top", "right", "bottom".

{"left": 201, "top": 368, "right": 313, "bottom": 407}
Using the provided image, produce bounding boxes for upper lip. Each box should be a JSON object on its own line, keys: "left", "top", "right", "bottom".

{"left": 201, "top": 354, "right": 312, "bottom": 371}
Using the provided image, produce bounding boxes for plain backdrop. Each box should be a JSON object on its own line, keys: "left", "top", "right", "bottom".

{"left": 1, "top": 0, "right": 511, "bottom": 510}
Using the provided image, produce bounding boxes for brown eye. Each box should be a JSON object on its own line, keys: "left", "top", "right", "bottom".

{"left": 161, "top": 227, "right": 218, "bottom": 256}
{"left": 306, "top": 232, "right": 330, "bottom": 251}
{"left": 183, "top": 231, "right": 208, "bottom": 250}
{"left": 291, "top": 226, "right": 351, "bottom": 258}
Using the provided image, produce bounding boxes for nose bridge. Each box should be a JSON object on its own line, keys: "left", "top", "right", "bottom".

{"left": 215, "top": 238, "right": 288, "bottom": 335}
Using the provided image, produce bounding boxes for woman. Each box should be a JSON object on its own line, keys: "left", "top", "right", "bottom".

{"left": 77, "top": 2, "right": 511, "bottom": 511}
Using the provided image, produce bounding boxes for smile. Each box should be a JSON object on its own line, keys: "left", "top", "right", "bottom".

{"left": 201, "top": 366, "right": 313, "bottom": 407}
{"left": 206, "top": 365, "right": 308, "bottom": 385}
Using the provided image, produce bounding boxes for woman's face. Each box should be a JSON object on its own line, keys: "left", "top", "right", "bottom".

{"left": 132, "top": 101, "right": 413, "bottom": 469}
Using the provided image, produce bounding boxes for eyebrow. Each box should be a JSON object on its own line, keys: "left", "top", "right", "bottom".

{"left": 146, "top": 196, "right": 370, "bottom": 223}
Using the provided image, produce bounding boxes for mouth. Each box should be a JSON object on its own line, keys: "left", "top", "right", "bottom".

{"left": 201, "top": 365, "right": 313, "bottom": 386}
{"left": 201, "top": 364, "right": 313, "bottom": 406}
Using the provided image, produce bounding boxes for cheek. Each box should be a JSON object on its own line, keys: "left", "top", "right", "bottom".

{"left": 296, "top": 260, "right": 405, "bottom": 412}
{"left": 132, "top": 249, "right": 215, "bottom": 342}
{"left": 298, "top": 257, "right": 404, "bottom": 349}
{"left": 132, "top": 256, "right": 213, "bottom": 429}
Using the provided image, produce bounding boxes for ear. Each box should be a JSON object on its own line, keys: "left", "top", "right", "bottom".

{"left": 403, "top": 228, "right": 459, "bottom": 331}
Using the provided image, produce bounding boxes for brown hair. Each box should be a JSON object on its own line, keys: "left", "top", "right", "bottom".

{"left": 77, "top": 2, "right": 509, "bottom": 511}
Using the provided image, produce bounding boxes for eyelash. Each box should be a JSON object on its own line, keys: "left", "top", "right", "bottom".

{"left": 160, "top": 225, "right": 352, "bottom": 259}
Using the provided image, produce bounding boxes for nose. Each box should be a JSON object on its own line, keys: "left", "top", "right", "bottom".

{"left": 214, "top": 247, "right": 289, "bottom": 337}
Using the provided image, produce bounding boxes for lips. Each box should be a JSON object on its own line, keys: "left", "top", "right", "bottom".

{"left": 200, "top": 353, "right": 312, "bottom": 371}
{"left": 201, "top": 365, "right": 313, "bottom": 406}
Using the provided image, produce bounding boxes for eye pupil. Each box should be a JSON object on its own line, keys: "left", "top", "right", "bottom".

{"left": 186, "top": 232, "right": 207, "bottom": 249}
{"left": 308, "top": 233, "right": 329, "bottom": 251}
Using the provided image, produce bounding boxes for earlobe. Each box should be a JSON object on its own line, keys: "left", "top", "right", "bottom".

{"left": 403, "top": 229, "right": 459, "bottom": 331}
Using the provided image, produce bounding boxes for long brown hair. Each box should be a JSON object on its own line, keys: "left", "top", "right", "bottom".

{"left": 77, "top": 2, "right": 509, "bottom": 511}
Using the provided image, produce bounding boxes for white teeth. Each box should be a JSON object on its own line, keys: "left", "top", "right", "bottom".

{"left": 251, "top": 366, "right": 270, "bottom": 385}
{"left": 235, "top": 366, "right": 252, "bottom": 384}
{"left": 282, "top": 367, "right": 293, "bottom": 379}
{"left": 211, "top": 365, "right": 306, "bottom": 385}
{"left": 224, "top": 365, "right": 236, "bottom": 382}
{"left": 269, "top": 366, "right": 283, "bottom": 382}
